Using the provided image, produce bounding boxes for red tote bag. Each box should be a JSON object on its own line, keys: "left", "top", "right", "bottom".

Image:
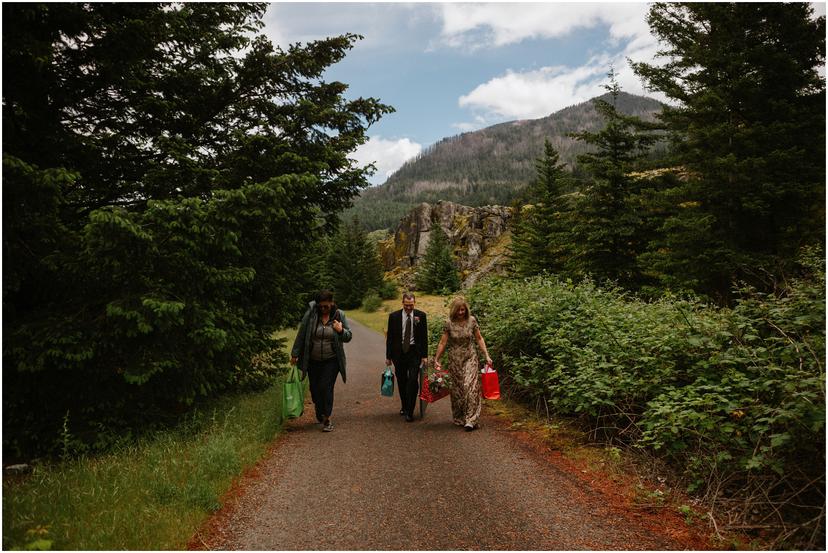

{"left": 420, "top": 369, "right": 450, "bottom": 403}
{"left": 481, "top": 364, "right": 500, "bottom": 400}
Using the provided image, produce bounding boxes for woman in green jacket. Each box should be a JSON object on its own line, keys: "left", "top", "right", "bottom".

{"left": 290, "top": 290, "right": 352, "bottom": 432}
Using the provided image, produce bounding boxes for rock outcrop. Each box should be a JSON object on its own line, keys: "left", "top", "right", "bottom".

{"left": 378, "top": 201, "right": 514, "bottom": 289}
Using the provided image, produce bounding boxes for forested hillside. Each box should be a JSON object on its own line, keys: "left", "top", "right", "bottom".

{"left": 348, "top": 92, "right": 664, "bottom": 230}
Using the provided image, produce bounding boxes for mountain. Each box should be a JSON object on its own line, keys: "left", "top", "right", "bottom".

{"left": 347, "top": 92, "right": 665, "bottom": 231}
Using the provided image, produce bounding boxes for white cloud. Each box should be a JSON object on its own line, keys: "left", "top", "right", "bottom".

{"left": 448, "top": 3, "right": 672, "bottom": 124}
{"left": 457, "top": 50, "right": 672, "bottom": 125}
{"left": 437, "top": 3, "right": 650, "bottom": 50}
{"left": 453, "top": 122, "right": 479, "bottom": 132}
{"left": 459, "top": 64, "right": 605, "bottom": 120}
{"left": 352, "top": 136, "right": 422, "bottom": 185}
{"left": 452, "top": 114, "right": 491, "bottom": 133}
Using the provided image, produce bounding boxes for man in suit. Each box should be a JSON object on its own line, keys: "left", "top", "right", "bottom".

{"left": 385, "top": 292, "right": 428, "bottom": 422}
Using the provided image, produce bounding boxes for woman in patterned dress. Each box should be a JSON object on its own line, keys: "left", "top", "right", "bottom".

{"left": 434, "top": 297, "right": 493, "bottom": 431}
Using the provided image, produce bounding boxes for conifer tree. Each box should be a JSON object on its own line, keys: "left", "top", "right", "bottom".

{"left": 300, "top": 235, "right": 336, "bottom": 295}
{"left": 329, "top": 217, "right": 384, "bottom": 309}
{"left": 568, "top": 72, "right": 660, "bottom": 286}
{"left": 2, "top": 3, "right": 392, "bottom": 456}
{"left": 510, "top": 139, "right": 573, "bottom": 277}
{"left": 632, "top": 2, "right": 825, "bottom": 298}
{"left": 361, "top": 239, "right": 386, "bottom": 296}
{"left": 416, "top": 222, "right": 460, "bottom": 294}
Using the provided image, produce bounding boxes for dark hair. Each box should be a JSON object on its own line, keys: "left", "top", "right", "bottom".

{"left": 315, "top": 290, "right": 338, "bottom": 319}
{"left": 402, "top": 292, "right": 415, "bottom": 301}
{"left": 316, "top": 289, "right": 334, "bottom": 303}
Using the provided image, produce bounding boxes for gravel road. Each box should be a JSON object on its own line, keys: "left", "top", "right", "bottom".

{"left": 212, "top": 319, "right": 693, "bottom": 550}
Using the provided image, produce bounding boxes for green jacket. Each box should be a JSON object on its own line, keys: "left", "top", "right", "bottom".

{"left": 290, "top": 301, "right": 353, "bottom": 383}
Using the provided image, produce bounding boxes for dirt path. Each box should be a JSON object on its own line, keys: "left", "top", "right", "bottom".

{"left": 201, "top": 320, "right": 702, "bottom": 550}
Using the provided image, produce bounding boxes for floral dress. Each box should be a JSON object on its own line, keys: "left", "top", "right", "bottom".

{"left": 443, "top": 316, "right": 482, "bottom": 427}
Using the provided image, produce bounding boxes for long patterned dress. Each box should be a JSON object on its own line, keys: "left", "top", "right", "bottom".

{"left": 444, "top": 316, "right": 482, "bottom": 427}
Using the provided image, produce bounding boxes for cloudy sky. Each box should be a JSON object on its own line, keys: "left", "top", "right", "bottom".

{"left": 263, "top": 2, "right": 826, "bottom": 184}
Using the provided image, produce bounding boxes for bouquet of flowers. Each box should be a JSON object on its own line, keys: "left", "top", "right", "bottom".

{"left": 427, "top": 370, "right": 453, "bottom": 395}
{"left": 420, "top": 364, "right": 451, "bottom": 403}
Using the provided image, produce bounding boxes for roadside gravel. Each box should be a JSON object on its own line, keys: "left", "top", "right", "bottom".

{"left": 204, "top": 319, "right": 698, "bottom": 550}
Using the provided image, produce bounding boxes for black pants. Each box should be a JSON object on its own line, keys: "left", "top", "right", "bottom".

{"left": 393, "top": 350, "right": 421, "bottom": 416}
{"left": 307, "top": 358, "right": 338, "bottom": 421}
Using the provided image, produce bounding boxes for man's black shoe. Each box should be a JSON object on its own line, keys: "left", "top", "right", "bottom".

{"left": 405, "top": 414, "right": 414, "bottom": 422}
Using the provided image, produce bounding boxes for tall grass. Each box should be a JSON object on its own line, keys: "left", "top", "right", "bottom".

{"left": 3, "top": 383, "right": 286, "bottom": 550}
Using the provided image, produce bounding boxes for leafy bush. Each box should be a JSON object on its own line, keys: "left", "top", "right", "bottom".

{"left": 361, "top": 291, "right": 383, "bottom": 313}
{"left": 427, "top": 315, "right": 448, "bottom": 360}
{"left": 467, "top": 257, "right": 824, "bottom": 546}
{"left": 378, "top": 279, "right": 399, "bottom": 300}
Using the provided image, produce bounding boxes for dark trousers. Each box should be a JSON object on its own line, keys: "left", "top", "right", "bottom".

{"left": 393, "top": 350, "right": 421, "bottom": 416}
{"left": 307, "top": 358, "right": 338, "bottom": 421}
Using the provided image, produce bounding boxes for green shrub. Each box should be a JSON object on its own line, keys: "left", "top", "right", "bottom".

{"left": 467, "top": 261, "right": 824, "bottom": 543}
{"left": 379, "top": 279, "right": 398, "bottom": 300}
{"left": 361, "top": 291, "right": 383, "bottom": 313}
{"left": 427, "top": 315, "right": 447, "bottom": 360}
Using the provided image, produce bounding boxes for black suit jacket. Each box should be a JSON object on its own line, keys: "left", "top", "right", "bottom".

{"left": 386, "top": 309, "right": 428, "bottom": 360}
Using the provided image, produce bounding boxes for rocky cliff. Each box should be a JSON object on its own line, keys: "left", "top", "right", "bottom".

{"left": 378, "top": 201, "right": 514, "bottom": 289}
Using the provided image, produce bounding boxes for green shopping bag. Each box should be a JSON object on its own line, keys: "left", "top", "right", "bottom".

{"left": 282, "top": 365, "right": 304, "bottom": 419}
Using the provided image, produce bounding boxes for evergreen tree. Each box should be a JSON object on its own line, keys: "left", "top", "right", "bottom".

{"left": 568, "top": 72, "right": 660, "bottom": 286}
{"left": 299, "top": 235, "right": 336, "bottom": 298}
{"left": 327, "top": 217, "right": 385, "bottom": 309}
{"left": 330, "top": 218, "right": 366, "bottom": 309}
{"left": 361, "top": 236, "right": 386, "bottom": 295}
{"left": 416, "top": 222, "right": 460, "bottom": 294}
{"left": 632, "top": 2, "right": 825, "bottom": 299}
{"left": 509, "top": 139, "right": 573, "bottom": 277}
{"left": 2, "top": 3, "right": 392, "bottom": 456}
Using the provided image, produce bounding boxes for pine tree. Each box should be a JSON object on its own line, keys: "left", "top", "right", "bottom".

{"left": 416, "top": 222, "right": 460, "bottom": 294}
{"left": 2, "top": 3, "right": 392, "bottom": 456}
{"left": 361, "top": 238, "right": 386, "bottom": 295}
{"left": 299, "top": 235, "right": 335, "bottom": 295}
{"left": 568, "top": 71, "right": 660, "bottom": 286}
{"left": 509, "top": 139, "right": 573, "bottom": 277}
{"left": 632, "top": 2, "right": 825, "bottom": 299}
{"left": 326, "top": 217, "right": 386, "bottom": 309}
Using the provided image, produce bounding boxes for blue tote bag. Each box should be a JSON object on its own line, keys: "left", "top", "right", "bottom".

{"left": 380, "top": 367, "right": 394, "bottom": 397}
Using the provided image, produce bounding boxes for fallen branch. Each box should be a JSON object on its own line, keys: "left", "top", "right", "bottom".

{"left": 708, "top": 511, "right": 724, "bottom": 542}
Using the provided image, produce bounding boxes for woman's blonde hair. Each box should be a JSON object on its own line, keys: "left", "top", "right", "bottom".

{"left": 448, "top": 296, "right": 471, "bottom": 321}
